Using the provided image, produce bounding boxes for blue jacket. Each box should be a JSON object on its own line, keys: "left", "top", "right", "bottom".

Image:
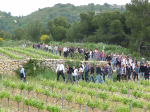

{"left": 112, "top": 58, "right": 117, "bottom": 64}
{"left": 117, "top": 67, "right": 121, "bottom": 75}
{"left": 135, "top": 67, "right": 139, "bottom": 74}
{"left": 85, "top": 64, "right": 89, "bottom": 72}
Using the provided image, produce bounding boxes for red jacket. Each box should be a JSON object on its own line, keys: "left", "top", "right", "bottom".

{"left": 100, "top": 52, "right": 105, "bottom": 58}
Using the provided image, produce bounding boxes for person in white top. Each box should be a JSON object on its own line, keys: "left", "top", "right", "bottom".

{"left": 54, "top": 45, "right": 58, "bottom": 55}
{"left": 63, "top": 46, "right": 67, "bottom": 58}
{"left": 56, "top": 61, "right": 65, "bottom": 81}
{"left": 45, "top": 44, "right": 48, "bottom": 52}
{"left": 72, "top": 66, "right": 78, "bottom": 82}
{"left": 78, "top": 63, "right": 83, "bottom": 81}
{"left": 129, "top": 57, "right": 133, "bottom": 65}
{"left": 48, "top": 44, "right": 51, "bottom": 53}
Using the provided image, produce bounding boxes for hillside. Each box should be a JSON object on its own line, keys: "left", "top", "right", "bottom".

{"left": 0, "top": 3, "right": 125, "bottom": 33}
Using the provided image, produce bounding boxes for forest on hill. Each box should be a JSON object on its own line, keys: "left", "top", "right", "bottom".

{"left": 0, "top": 3, "right": 125, "bottom": 33}
{"left": 0, "top": 0, "right": 150, "bottom": 58}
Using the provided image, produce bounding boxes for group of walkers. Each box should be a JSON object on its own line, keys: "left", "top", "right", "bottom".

{"left": 32, "top": 43, "right": 150, "bottom": 83}
{"left": 56, "top": 61, "right": 106, "bottom": 84}
{"left": 56, "top": 56, "right": 150, "bottom": 84}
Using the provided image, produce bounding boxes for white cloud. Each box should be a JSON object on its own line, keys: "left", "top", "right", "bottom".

{"left": 0, "top": 0, "right": 131, "bottom": 16}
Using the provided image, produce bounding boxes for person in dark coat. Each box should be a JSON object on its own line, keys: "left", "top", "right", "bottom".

{"left": 145, "top": 64, "right": 150, "bottom": 80}
{"left": 84, "top": 50, "right": 89, "bottom": 61}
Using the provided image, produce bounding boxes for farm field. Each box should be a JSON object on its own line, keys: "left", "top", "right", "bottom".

{"left": 0, "top": 74, "right": 150, "bottom": 112}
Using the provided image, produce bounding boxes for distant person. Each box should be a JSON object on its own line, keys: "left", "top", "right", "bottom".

{"left": 100, "top": 50, "right": 105, "bottom": 61}
{"left": 58, "top": 45, "right": 62, "bottom": 56}
{"left": 145, "top": 64, "right": 150, "bottom": 80}
{"left": 107, "top": 63, "right": 113, "bottom": 81}
{"left": 103, "top": 64, "right": 108, "bottom": 81}
{"left": 48, "top": 44, "right": 51, "bottom": 53}
{"left": 66, "top": 65, "right": 74, "bottom": 84}
{"left": 88, "top": 64, "right": 95, "bottom": 83}
{"left": 116, "top": 65, "right": 121, "bottom": 82}
{"left": 78, "top": 63, "right": 83, "bottom": 81}
{"left": 56, "top": 61, "right": 65, "bottom": 81}
{"left": 54, "top": 45, "right": 58, "bottom": 55}
{"left": 95, "top": 65, "right": 104, "bottom": 83}
{"left": 127, "top": 64, "right": 132, "bottom": 80}
{"left": 140, "top": 58, "right": 145, "bottom": 66}
{"left": 84, "top": 62, "right": 89, "bottom": 82}
{"left": 20, "top": 65, "right": 26, "bottom": 83}
{"left": 72, "top": 66, "right": 78, "bottom": 83}
{"left": 84, "top": 50, "right": 89, "bottom": 61}
{"left": 89, "top": 49, "right": 93, "bottom": 61}
{"left": 63, "top": 46, "right": 67, "bottom": 58}
{"left": 121, "top": 64, "right": 127, "bottom": 81}
{"left": 140, "top": 63, "right": 145, "bottom": 80}
{"left": 133, "top": 64, "right": 139, "bottom": 81}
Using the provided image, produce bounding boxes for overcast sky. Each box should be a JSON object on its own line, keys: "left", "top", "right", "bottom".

{"left": 0, "top": 0, "right": 131, "bottom": 16}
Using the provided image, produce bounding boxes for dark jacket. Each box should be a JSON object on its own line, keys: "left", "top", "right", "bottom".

{"left": 106, "top": 55, "right": 112, "bottom": 61}
{"left": 127, "top": 66, "right": 132, "bottom": 73}
{"left": 96, "top": 67, "right": 102, "bottom": 74}
{"left": 145, "top": 66, "right": 149, "bottom": 75}
{"left": 67, "top": 67, "right": 74, "bottom": 74}
{"left": 90, "top": 67, "right": 94, "bottom": 74}
{"left": 140, "top": 65, "right": 145, "bottom": 72}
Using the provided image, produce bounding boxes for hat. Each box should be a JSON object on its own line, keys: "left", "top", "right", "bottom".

{"left": 19, "top": 65, "right": 23, "bottom": 68}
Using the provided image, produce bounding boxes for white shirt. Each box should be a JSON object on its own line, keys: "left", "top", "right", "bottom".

{"left": 79, "top": 67, "right": 83, "bottom": 73}
{"left": 132, "top": 63, "right": 135, "bottom": 70}
{"left": 63, "top": 47, "right": 67, "bottom": 52}
{"left": 48, "top": 46, "right": 51, "bottom": 49}
{"left": 129, "top": 59, "right": 132, "bottom": 65}
{"left": 82, "top": 64, "right": 85, "bottom": 71}
{"left": 90, "top": 51, "right": 92, "bottom": 55}
{"left": 55, "top": 46, "right": 58, "bottom": 50}
{"left": 121, "top": 67, "right": 126, "bottom": 74}
{"left": 56, "top": 64, "right": 65, "bottom": 73}
{"left": 45, "top": 45, "right": 48, "bottom": 48}
{"left": 72, "top": 69, "right": 78, "bottom": 76}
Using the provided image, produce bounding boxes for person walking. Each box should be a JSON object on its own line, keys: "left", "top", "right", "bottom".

{"left": 88, "top": 64, "right": 95, "bottom": 83}
{"left": 66, "top": 65, "right": 74, "bottom": 84}
{"left": 95, "top": 65, "right": 104, "bottom": 83}
{"left": 78, "top": 63, "right": 83, "bottom": 81}
{"left": 84, "top": 50, "right": 89, "bottom": 61}
{"left": 140, "top": 63, "right": 145, "bottom": 80}
{"left": 20, "top": 65, "right": 26, "bottom": 82}
{"left": 72, "top": 66, "right": 78, "bottom": 83}
{"left": 48, "top": 44, "right": 51, "bottom": 53}
{"left": 89, "top": 49, "right": 93, "bottom": 61}
{"left": 54, "top": 45, "right": 58, "bottom": 55}
{"left": 103, "top": 64, "right": 108, "bottom": 81}
{"left": 58, "top": 45, "right": 62, "bottom": 56}
{"left": 145, "top": 64, "right": 150, "bottom": 80}
{"left": 63, "top": 46, "right": 67, "bottom": 58}
{"left": 116, "top": 65, "right": 121, "bottom": 82}
{"left": 84, "top": 62, "right": 89, "bottom": 82}
{"left": 126, "top": 64, "right": 132, "bottom": 80}
{"left": 56, "top": 61, "right": 65, "bottom": 81}
{"left": 100, "top": 50, "right": 105, "bottom": 61}
{"left": 133, "top": 64, "right": 139, "bottom": 81}
{"left": 121, "top": 64, "right": 127, "bottom": 81}
{"left": 107, "top": 63, "right": 113, "bottom": 81}
{"left": 51, "top": 44, "right": 54, "bottom": 54}
{"left": 112, "top": 56, "right": 117, "bottom": 70}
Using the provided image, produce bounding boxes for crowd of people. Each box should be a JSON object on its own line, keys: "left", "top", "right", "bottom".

{"left": 56, "top": 57, "right": 150, "bottom": 84}
{"left": 32, "top": 43, "right": 150, "bottom": 83}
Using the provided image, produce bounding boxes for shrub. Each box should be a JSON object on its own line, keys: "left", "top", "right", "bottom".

{"left": 0, "top": 38, "right": 3, "bottom": 42}
{"left": 15, "top": 59, "right": 45, "bottom": 77}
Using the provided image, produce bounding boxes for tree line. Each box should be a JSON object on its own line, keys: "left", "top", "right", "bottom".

{"left": 1, "top": 0, "right": 150, "bottom": 57}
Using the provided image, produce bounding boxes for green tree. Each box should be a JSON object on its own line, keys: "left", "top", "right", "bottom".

{"left": 11, "top": 28, "right": 24, "bottom": 40}
{"left": 125, "top": 0, "right": 150, "bottom": 56}
{"left": 26, "top": 20, "right": 43, "bottom": 42}
{"left": 47, "top": 16, "right": 71, "bottom": 41}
